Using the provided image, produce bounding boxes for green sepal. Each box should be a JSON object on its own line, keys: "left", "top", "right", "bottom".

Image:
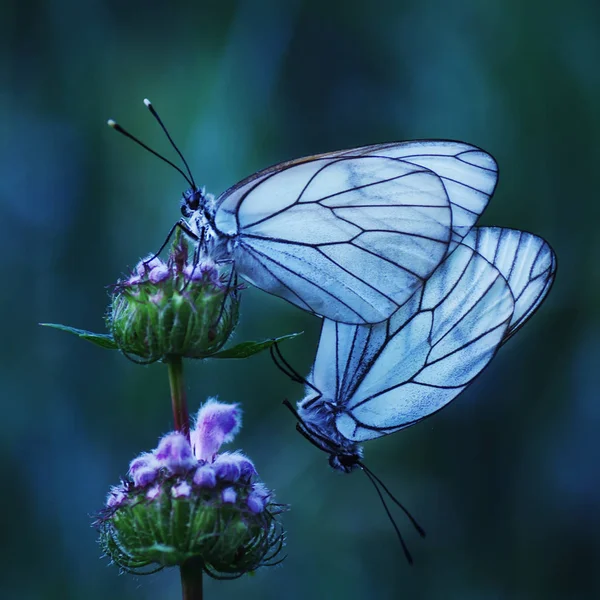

{"left": 39, "top": 323, "right": 118, "bottom": 350}
{"left": 210, "top": 332, "right": 303, "bottom": 359}
{"left": 97, "top": 478, "right": 287, "bottom": 578}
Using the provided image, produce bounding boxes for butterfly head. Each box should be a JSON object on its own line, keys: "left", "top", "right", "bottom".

{"left": 295, "top": 398, "right": 364, "bottom": 474}
{"left": 328, "top": 451, "right": 362, "bottom": 474}
{"left": 180, "top": 187, "right": 223, "bottom": 250}
{"left": 180, "top": 186, "right": 202, "bottom": 217}
{"left": 181, "top": 186, "right": 216, "bottom": 219}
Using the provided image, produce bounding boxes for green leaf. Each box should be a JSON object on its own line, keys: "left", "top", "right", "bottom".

{"left": 40, "top": 323, "right": 118, "bottom": 350}
{"left": 210, "top": 332, "right": 303, "bottom": 359}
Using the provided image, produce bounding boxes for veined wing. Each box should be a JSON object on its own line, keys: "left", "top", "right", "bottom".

{"left": 337, "top": 140, "right": 498, "bottom": 251}
{"left": 303, "top": 244, "right": 515, "bottom": 443}
{"left": 305, "top": 228, "right": 555, "bottom": 441}
{"left": 214, "top": 141, "right": 497, "bottom": 324}
{"left": 305, "top": 287, "right": 425, "bottom": 412}
{"left": 462, "top": 227, "right": 556, "bottom": 340}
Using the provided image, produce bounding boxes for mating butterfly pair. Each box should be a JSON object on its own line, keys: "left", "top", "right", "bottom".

{"left": 111, "top": 101, "right": 556, "bottom": 561}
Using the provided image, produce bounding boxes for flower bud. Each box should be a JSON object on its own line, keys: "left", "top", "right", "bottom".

{"left": 191, "top": 398, "right": 242, "bottom": 461}
{"left": 107, "top": 236, "right": 240, "bottom": 362}
{"left": 96, "top": 400, "right": 286, "bottom": 578}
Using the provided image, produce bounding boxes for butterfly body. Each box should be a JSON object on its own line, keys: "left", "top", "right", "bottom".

{"left": 179, "top": 186, "right": 234, "bottom": 263}
{"left": 292, "top": 394, "right": 363, "bottom": 473}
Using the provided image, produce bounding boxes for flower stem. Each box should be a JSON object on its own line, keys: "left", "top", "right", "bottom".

{"left": 166, "top": 355, "right": 190, "bottom": 440}
{"left": 166, "top": 357, "right": 201, "bottom": 598}
{"left": 180, "top": 556, "right": 204, "bottom": 600}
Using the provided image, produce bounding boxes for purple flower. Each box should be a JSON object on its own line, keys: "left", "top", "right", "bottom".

{"left": 191, "top": 399, "right": 242, "bottom": 461}
{"left": 154, "top": 432, "right": 197, "bottom": 474}
{"left": 183, "top": 259, "right": 220, "bottom": 285}
{"left": 125, "top": 274, "right": 142, "bottom": 286}
{"left": 148, "top": 263, "right": 169, "bottom": 283}
{"left": 146, "top": 484, "right": 161, "bottom": 501}
{"left": 193, "top": 465, "right": 217, "bottom": 488}
{"left": 213, "top": 452, "right": 256, "bottom": 483}
{"left": 221, "top": 487, "right": 237, "bottom": 504}
{"left": 246, "top": 482, "right": 271, "bottom": 514}
{"left": 135, "top": 255, "right": 164, "bottom": 277}
{"left": 172, "top": 481, "right": 192, "bottom": 498}
{"left": 129, "top": 452, "right": 161, "bottom": 487}
{"left": 106, "top": 484, "right": 127, "bottom": 509}
{"left": 246, "top": 493, "right": 266, "bottom": 513}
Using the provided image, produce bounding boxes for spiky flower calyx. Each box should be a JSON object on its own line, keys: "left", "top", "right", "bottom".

{"left": 107, "top": 236, "right": 240, "bottom": 362}
{"left": 96, "top": 400, "right": 286, "bottom": 578}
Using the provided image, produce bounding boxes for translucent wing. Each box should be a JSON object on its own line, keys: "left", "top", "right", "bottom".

{"left": 300, "top": 244, "right": 515, "bottom": 443}
{"left": 214, "top": 141, "right": 498, "bottom": 324}
{"left": 462, "top": 227, "right": 557, "bottom": 340}
{"left": 300, "top": 228, "right": 555, "bottom": 446}
{"left": 337, "top": 141, "right": 499, "bottom": 251}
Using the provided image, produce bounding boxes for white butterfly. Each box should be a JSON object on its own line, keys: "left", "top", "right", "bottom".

{"left": 288, "top": 227, "right": 556, "bottom": 468}
{"left": 110, "top": 102, "right": 498, "bottom": 324}
{"left": 274, "top": 227, "right": 555, "bottom": 560}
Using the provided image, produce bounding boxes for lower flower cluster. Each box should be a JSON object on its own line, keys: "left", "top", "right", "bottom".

{"left": 96, "top": 400, "right": 285, "bottom": 578}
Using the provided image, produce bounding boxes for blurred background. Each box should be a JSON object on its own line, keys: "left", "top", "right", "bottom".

{"left": 1, "top": 0, "right": 598, "bottom": 598}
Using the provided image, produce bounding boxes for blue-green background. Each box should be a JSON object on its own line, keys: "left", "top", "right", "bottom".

{"left": 2, "top": 0, "right": 598, "bottom": 598}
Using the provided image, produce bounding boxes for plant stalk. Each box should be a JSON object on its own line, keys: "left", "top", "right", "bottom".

{"left": 166, "top": 356, "right": 203, "bottom": 598}
{"left": 166, "top": 355, "right": 190, "bottom": 440}
{"left": 180, "top": 556, "right": 204, "bottom": 600}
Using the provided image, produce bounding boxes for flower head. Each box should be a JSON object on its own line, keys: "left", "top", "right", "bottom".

{"left": 107, "top": 235, "right": 240, "bottom": 362}
{"left": 191, "top": 399, "right": 242, "bottom": 461}
{"left": 96, "top": 399, "right": 285, "bottom": 578}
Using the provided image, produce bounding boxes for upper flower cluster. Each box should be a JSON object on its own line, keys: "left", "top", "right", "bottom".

{"left": 107, "top": 235, "right": 240, "bottom": 362}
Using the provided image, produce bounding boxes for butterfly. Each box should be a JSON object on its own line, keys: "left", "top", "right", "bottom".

{"left": 109, "top": 100, "right": 498, "bottom": 324}
{"left": 273, "top": 227, "right": 556, "bottom": 561}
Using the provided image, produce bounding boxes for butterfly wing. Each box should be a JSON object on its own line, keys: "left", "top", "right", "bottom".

{"left": 214, "top": 141, "right": 497, "bottom": 324}
{"left": 462, "top": 227, "right": 557, "bottom": 340}
{"left": 337, "top": 141, "right": 499, "bottom": 252}
{"left": 299, "top": 228, "right": 555, "bottom": 450}
{"left": 323, "top": 228, "right": 554, "bottom": 442}
{"left": 301, "top": 245, "right": 513, "bottom": 443}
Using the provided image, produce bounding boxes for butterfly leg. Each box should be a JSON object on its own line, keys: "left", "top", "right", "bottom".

{"left": 208, "top": 266, "right": 239, "bottom": 339}
{"left": 143, "top": 219, "right": 200, "bottom": 271}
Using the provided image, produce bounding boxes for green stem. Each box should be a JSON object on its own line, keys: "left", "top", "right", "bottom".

{"left": 166, "top": 355, "right": 190, "bottom": 440}
{"left": 166, "top": 357, "right": 202, "bottom": 598}
{"left": 180, "top": 557, "right": 204, "bottom": 600}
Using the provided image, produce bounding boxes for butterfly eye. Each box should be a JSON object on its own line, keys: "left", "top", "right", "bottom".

{"left": 179, "top": 198, "right": 193, "bottom": 218}
{"left": 181, "top": 187, "right": 202, "bottom": 216}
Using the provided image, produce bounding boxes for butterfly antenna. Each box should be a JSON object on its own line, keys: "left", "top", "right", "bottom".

{"left": 362, "top": 467, "right": 414, "bottom": 565}
{"left": 143, "top": 98, "right": 197, "bottom": 190}
{"left": 359, "top": 462, "right": 426, "bottom": 538}
{"left": 107, "top": 118, "right": 194, "bottom": 188}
